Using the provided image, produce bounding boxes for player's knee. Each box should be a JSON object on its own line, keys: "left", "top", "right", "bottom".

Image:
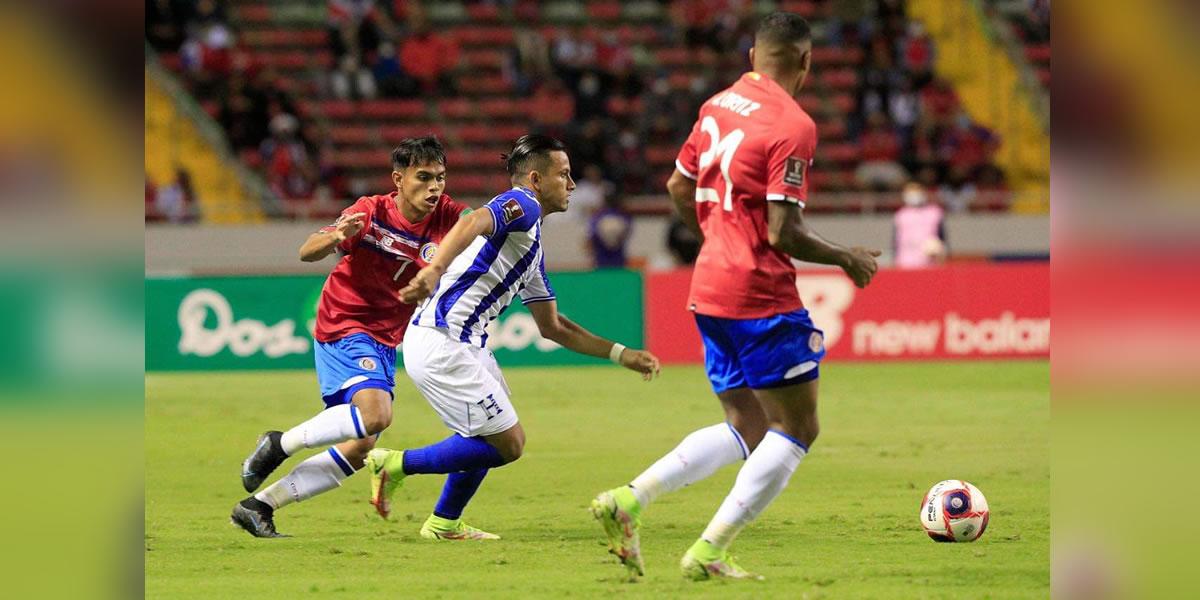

{"left": 354, "top": 391, "right": 393, "bottom": 434}
{"left": 730, "top": 419, "right": 767, "bottom": 452}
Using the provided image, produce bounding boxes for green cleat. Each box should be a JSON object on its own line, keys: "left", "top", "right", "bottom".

{"left": 589, "top": 486, "right": 645, "bottom": 577}
{"left": 364, "top": 448, "right": 406, "bottom": 519}
{"left": 680, "top": 539, "right": 763, "bottom": 581}
{"left": 419, "top": 514, "right": 500, "bottom": 540}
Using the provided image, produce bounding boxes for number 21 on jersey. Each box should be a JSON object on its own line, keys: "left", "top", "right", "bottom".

{"left": 695, "top": 116, "right": 744, "bottom": 212}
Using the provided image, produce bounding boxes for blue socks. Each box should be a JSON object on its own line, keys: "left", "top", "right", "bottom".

{"left": 433, "top": 469, "right": 489, "bottom": 520}
{"left": 402, "top": 434, "right": 506, "bottom": 475}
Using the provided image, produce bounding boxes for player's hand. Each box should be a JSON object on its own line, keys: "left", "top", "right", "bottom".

{"left": 333, "top": 212, "right": 367, "bottom": 241}
{"left": 842, "top": 246, "right": 882, "bottom": 288}
{"left": 399, "top": 265, "right": 443, "bottom": 304}
{"left": 619, "top": 348, "right": 662, "bottom": 381}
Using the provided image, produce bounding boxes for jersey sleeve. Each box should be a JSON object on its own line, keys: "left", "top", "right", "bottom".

{"left": 674, "top": 118, "right": 703, "bottom": 180}
{"left": 519, "top": 254, "right": 555, "bottom": 305}
{"left": 318, "top": 197, "right": 373, "bottom": 252}
{"left": 765, "top": 118, "right": 818, "bottom": 207}
{"left": 484, "top": 193, "right": 539, "bottom": 236}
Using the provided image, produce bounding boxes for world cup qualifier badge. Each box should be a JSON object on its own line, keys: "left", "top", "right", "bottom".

{"left": 784, "top": 156, "right": 807, "bottom": 187}
{"left": 419, "top": 242, "right": 438, "bottom": 262}
{"left": 501, "top": 198, "right": 524, "bottom": 224}
{"left": 358, "top": 357, "right": 377, "bottom": 371}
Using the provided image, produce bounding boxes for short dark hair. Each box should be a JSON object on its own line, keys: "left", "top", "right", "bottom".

{"left": 502, "top": 134, "right": 567, "bottom": 177}
{"left": 755, "top": 11, "right": 812, "bottom": 47}
{"left": 391, "top": 136, "right": 446, "bottom": 170}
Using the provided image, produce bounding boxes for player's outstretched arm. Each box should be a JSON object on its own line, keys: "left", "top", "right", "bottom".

{"left": 527, "top": 300, "right": 661, "bottom": 380}
{"left": 300, "top": 212, "right": 366, "bottom": 262}
{"left": 667, "top": 169, "right": 703, "bottom": 243}
{"left": 766, "top": 202, "right": 882, "bottom": 288}
{"left": 398, "top": 208, "right": 494, "bottom": 303}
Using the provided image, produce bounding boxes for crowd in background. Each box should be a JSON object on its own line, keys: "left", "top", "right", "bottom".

{"left": 147, "top": 0, "right": 1040, "bottom": 265}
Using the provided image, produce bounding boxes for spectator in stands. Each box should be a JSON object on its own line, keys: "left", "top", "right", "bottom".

{"left": 399, "top": 14, "right": 461, "bottom": 95}
{"left": 900, "top": 20, "right": 934, "bottom": 85}
{"left": 893, "top": 182, "right": 946, "bottom": 268}
{"left": 146, "top": 0, "right": 191, "bottom": 53}
{"left": 155, "top": 168, "right": 198, "bottom": 224}
{"left": 920, "top": 76, "right": 960, "bottom": 120}
{"left": 939, "top": 110, "right": 1000, "bottom": 180}
{"left": 327, "top": 0, "right": 388, "bottom": 61}
{"left": 219, "top": 76, "right": 270, "bottom": 150}
{"left": 572, "top": 71, "right": 610, "bottom": 121}
{"left": 588, "top": 193, "right": 633, "bottom": 269}
{"left": 570, "top": 164, "right": 614, "bottom": 222}
{"left": 145, "top": 177, "right": 160, "bottom": 221}
{"left": 180, "top": 17, "right": 235, "bottom": 93}
{"left": 567, "top": 118, "right": 612, "bottom": 174}
{"left": 330, "top": 53, "right": 378, "bottom": 100}
{"left": 856, "top": 111, "right": 909, "bottom": 190}
{"left": 505, "top": 26, "right": 553, "bottom": 96}
{"left": 260, "top": 113, "right": 317, "bottom": 200}
{"left": 939, "top": 164, "right": 978, "bottom": 213}
{"left": 371, "top": 41, "right": 413, "bottom": 97}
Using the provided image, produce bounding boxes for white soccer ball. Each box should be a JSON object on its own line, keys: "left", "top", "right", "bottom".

{"left": 919, "top": 480, "right": 990, "bottom": 542}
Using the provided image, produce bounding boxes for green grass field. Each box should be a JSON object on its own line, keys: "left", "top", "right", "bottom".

{"left": 146, "top": 361, "right": 1048, "bottom": 599}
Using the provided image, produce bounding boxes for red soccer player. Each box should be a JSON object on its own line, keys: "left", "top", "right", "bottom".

{"left": 592, "top": 13, "right": 881, "bottom": 579}
{"left": 232, "top": 136, "right": 469, "bottom": 537}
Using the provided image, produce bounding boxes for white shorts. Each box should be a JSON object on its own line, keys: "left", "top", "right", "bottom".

{"left": 402, "top": 325, "right": 519, "bottom": 437}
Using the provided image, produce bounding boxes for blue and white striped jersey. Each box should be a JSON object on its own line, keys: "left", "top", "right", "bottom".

{"left": 412, "top": 186, "right": 555, "bottom": 347}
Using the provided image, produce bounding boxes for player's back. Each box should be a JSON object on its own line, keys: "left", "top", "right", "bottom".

{"left": 675, "top": 72, "right": 817, "bottom": 319}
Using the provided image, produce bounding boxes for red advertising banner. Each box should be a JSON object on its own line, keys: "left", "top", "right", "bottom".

{"left": 646, "top": 263, "right": 1049, "bottom": 363}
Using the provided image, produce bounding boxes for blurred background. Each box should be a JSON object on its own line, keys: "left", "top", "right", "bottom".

{"left": 145, "top": 0, "right": 1049, "bottom": 274}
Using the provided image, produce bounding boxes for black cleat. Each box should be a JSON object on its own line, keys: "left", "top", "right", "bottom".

{"left": 241, "top": 430, "right": 287, "bottom": 493}
{"left": 231, "top": 498, "right": 288, "bottom": 538}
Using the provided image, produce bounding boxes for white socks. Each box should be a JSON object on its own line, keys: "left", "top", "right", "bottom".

{"left": 701, "top": 430, "right": 808, "bottom": 549}
{"left": 280, "top": 404, "right": 366, "bottom": 456}
{"left": 255, "top": 447, "right": 356, "bottom": 509}
{"left": 629, "top": 423, "right": 748, "bottom": 507}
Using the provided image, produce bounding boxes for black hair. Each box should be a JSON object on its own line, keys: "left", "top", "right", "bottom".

{"left": 502, "top": 134, "right": 567, "bottom": 178}
{"left": 755, "top": 11, "right": 812, "bottom": 47}
{"left": 391, "top": 136, "right": 446, "bottom": 170}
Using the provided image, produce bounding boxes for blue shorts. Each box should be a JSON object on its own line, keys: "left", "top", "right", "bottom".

{"left": 695, "top": 309, "right": 826, "bottom": 394}
{"left": 313, "top": 333, "right": 396, "bottom": 408}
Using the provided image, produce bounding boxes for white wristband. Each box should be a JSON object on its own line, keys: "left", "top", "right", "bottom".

{"left": 609, "top": 343, "right": 627, "bottom": 364}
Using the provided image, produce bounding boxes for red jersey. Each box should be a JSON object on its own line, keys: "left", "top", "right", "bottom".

{"left": 675, "top": 72, "right": 817, "bottom": 319}
{"left": 313, "top": 192, "right": 467, "bottom": 346}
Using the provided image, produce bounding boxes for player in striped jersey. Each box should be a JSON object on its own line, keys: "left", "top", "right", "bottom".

{"left": 364, "top": 135, "right": 661, "bottom": 540}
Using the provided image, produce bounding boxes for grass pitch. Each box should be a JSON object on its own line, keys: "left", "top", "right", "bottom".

{"left": 146, "top": 361, "right": 1048, "bottom": 598}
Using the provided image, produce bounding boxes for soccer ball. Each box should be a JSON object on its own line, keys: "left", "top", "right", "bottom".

{"left": 919, "top": 480, "right": 990, "bottom": 542}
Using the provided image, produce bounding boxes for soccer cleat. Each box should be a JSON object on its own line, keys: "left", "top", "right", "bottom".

{"left": 230, "top": 498, "right": 288, "bottom": 538}
{"left": 589, "top": 486, "right": 645, "bottom": 576}
{"left": 680, "top": 539, "right": 763, "bottom": 581}
{"left": 241, "top": 430, "right": 287, "bottom": 493}
{"left": 364, "top": 448, "right": 407, "bottom": 519}
{"left": 419, "top": 514, "right": 500, "bottom": 540}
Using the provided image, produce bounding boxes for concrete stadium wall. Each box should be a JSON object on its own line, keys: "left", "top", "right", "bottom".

{"left": 145, "top": 213, "right": 1048, "bottom": 275}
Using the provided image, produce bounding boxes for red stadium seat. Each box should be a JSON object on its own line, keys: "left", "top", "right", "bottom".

{"left": 463, "top": 48, "right": 507, "bottom": 69}
{"left": 466, "top": 2, "right": 501, "bottom": 21}
{"left": 242, "top": 29, "right": 328, "bottom": 48}
{"left": 233, "top": 4, "right": 271, "bottom": 23}
{"left": 587, "top": 1, "right": 622, "bottom": 20}
{"left": 478, "top": 99, "right": 523, "bottom": 119}
{"left": 329, "top": 127, "right": 372, "bottom": 145}
{"left": 819, "top": 69, "right": 859, "bottom": 90}
{"left": 438, "top": 98, "right": 475, "bottom": 119}
{"left": 1025, "top": 44, "right": 1051, "bottom": 64}
{"left": 360, "top": 99, "right": 427, "bottom": 120}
